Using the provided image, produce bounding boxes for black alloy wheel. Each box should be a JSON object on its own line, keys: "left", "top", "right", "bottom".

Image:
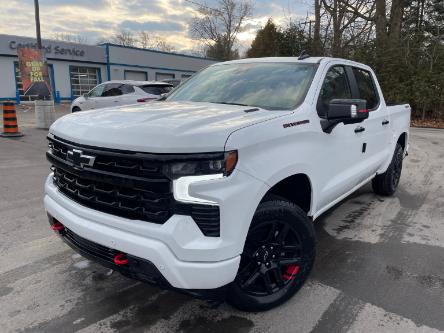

{"left": 228, "top": 196, "right": 315, "bottom": 311}
{"left": 372, "top": 143, "right": 404, "bottom": 196}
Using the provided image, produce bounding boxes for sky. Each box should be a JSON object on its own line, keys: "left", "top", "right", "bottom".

{"left": 0, "top": 0, "right": 311, "bottom": 54}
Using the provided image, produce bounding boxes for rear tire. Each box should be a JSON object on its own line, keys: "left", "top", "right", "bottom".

{"left": 72, "top": 106, "right": 81, "bottom": 113}
{"left": 227, "top": 196, "right": 315, "bottom": 312}
{"left": 372, "top": 143, "right": 404, "bottom": 196}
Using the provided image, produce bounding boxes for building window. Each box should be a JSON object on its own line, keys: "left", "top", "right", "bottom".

{"left": 70, "top": 66, "right": 100, "bottom": 98}
{"left": 14, "top": 61, "right": 54, "bottom": 102}
{"left": 124, "top": 70, "right": 148, "bottom": 81}
{"left": 155, "top": 72, "right": 175, "bottom": 81}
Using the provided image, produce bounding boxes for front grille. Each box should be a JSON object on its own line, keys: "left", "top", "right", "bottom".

{"left": 54, "top": 167, "right": 172, "bottom": 223}
{"left": 47, "top": 135, "right": 220, "bottom": 236}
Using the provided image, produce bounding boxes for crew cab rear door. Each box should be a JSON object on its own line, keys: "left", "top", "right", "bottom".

{"left": 348, "top": 67, "right": 391, "bottom": 178}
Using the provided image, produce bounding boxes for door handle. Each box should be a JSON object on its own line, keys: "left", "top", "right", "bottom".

{"left": 354, "top": 126, "right": 365, "bottom": 133}
{"left": 382, "top": 120, "right": 390, "bottom": 125}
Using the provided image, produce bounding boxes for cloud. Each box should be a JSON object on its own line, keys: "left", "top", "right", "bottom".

{"left": 0, "top": 0, "right": 310, "bottom": 52}
{"left": 119, "top": 20, "right": 184, "bottom": 32}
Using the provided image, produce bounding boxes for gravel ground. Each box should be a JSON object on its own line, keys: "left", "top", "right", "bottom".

{"left": 0, "top": 107, "right": 443, "bottom": 332}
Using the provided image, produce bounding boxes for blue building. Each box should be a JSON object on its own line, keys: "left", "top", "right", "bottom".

{"left": 0, "top": 34, "right": 217, "bottom": 102}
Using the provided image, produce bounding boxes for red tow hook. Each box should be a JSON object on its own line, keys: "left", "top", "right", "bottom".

{"left": 51, "top": 221, "right": 65, "bottom": 232}
{"left": 114, "top": 253, "right": 129, "bottom": 266}
{"left": 283, "top": 265, "right": 300, "bottom": 281}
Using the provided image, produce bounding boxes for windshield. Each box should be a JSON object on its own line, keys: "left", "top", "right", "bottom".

{"left": 167, "top": 62, "right": 317, "bottom": 110}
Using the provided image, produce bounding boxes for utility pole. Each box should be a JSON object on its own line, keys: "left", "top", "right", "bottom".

{"left": 34, "top": 0, "right": 42, "bottom": 49}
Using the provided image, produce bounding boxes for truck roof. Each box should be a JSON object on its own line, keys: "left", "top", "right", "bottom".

{"left": 216, "top": 57, "right": 372, "bottom": 70}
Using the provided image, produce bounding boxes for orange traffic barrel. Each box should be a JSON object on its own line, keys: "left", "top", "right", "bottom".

{"left": 1, "top": 102, "right": 23, "bottom": 137}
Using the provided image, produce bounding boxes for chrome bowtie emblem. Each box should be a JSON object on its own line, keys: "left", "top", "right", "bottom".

{"left": 67, "top": 149, "right": 95, "bottom": 168}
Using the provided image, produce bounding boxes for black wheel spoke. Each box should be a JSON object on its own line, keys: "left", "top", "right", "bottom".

{"left": 241, "top": 268, "right": 261, "bottom": 288}
{"left": 282, "top": 244, "right": 301, "bottom": 252}
{"left": 262, "top": 271, "right": 274, "bottom": 294}
{"left": 277, "top": 224, "right": 290, "bottom": 243}
{"left": 279, "top": 257, "right": 302, "bottom": 266}
{"left": 238, "top": 260, "right": 255, "bottom": 277}
{"left": 266, "top": 222, "right": 277, "bottom": 241}
{"left": 271, "top": 266, "right": 285, "bottom": 287}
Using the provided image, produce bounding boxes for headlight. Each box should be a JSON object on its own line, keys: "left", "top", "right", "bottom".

{"left": 169, "top": 151, "right": 238, "bottom": 204}
{"left": 165, "top": 151, "right": 238, "bottom": 179}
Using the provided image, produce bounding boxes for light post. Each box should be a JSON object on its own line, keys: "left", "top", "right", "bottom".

{"left": 34, "top": 0, "right": 42, "bottom": 50}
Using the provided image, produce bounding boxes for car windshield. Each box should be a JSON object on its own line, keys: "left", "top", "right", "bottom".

{"left": 166, "top": 62, "right": 317, "bottom": 110}
{"left": 140, "top": 84, "right": 173, "bottom": 95}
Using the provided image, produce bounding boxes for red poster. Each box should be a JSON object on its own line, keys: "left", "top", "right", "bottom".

{"left": 17, "top": 48, "right": 51, "bottom": 98}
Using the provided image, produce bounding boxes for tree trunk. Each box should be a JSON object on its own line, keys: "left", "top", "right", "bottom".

{"left": 388, "top": 0, "right": 404, "bottom": 46}
{"left": 374, "top": 0, "right": 387, "bottom": 70}
{"left": 313, "top": 0, "right": 322, "bottom": 55}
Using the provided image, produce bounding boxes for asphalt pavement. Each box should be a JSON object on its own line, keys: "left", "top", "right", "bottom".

{"left": 0, "top": 106, "right": 443, "bottom": 332}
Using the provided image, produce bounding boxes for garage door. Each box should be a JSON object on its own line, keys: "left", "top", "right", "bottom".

{"left": 124, "top": 70, "right": 147, "bottom": 81}
{"left": 155, "top": 73, "right": 175, "bottom": 81}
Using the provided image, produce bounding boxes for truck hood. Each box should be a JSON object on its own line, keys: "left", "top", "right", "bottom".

{"left": 50, "top": 101, "right": 292, "bottom": 153}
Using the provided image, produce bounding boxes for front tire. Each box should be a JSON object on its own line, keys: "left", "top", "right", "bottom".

{"left": 372, "top": 143, "right": 404, "bottom": 196}
{"left": 227, "top": 196, "right": 315, "bottom": 311}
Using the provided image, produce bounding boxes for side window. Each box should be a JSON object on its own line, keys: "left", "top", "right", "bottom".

{"left": 121, "top": 84, "right": 135, "bottom": 94}
{"left": 352, "top": 68, "right": 379, "bottom": 110}
{"left": 88, "top": 84, "right": 104, "bottom": 97}
{"left": 102, "top": 83, "right": 123, "bottom": 97}
{"left": 317, "top": 66, "right": 352, "bottom": 118}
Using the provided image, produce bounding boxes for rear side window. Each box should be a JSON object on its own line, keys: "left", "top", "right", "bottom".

{"left": 140, "top": 85, "right": 173, "bottom": 95}
{"left": 121, "top": 84, "right": 135, "bottom": 94}
{"left": 102, "top": 83, "right": 123, "bottom": 97}
{"left": 317, "top": 66, "right": 352, "bottom": 118}
{"left": 352, "top": 68, "right": 379, "bottom": 110}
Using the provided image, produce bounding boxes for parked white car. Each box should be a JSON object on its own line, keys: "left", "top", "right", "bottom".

{"left": 46, "top": 57, "right": 410, "bottom": 311}
{"left": 70, "top": 80, "right": 173, "bottom": 112}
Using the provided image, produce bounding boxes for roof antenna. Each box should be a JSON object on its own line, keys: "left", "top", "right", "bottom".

{"left": 298, "top": 50, "right": 310, "bottom": 60}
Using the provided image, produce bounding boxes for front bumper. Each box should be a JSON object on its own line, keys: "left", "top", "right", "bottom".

{"left": 51, "top": 221, "right": 227, "bottom": 299}
{"left": 45, "top": 190, "right": 239, "bottom": 289}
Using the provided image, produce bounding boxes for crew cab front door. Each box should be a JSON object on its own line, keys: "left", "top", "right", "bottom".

{"left": 315, "top": 65, "right": 368, "bottom": 210}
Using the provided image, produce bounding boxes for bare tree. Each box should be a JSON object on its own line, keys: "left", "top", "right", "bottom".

{"left": 139, "top": 31, "right": 176, "bottom": 52}
{"left": 189, "top": 0, "right": 253, "bottom": 60}
{"left": 113, "top": 30, "right": 136, "bottom": 47}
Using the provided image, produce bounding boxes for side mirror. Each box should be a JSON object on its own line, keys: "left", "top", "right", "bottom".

{"left": 83, "top": 93, "right": 89, "bottom": 99}
{"left": 321, "top": 99, "right": 368, "bottom": 133}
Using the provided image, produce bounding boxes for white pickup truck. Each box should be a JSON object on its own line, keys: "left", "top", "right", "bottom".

{"left": 44, "top": 57, "right": 410, "bottom": 311}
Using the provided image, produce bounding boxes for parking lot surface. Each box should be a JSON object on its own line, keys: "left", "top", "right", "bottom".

{"left": 1, "top": 108, "right": 443, "bottom": 332}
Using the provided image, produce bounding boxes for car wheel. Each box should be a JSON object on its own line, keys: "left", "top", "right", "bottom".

{"left": 227, "top": 196, "right": 315, "bottom": 312}
{"left": 72, "top": 106, "right": 81, "bottom": 113}
{"left": 372, "top": 143, "right": 404, "bottom": 196}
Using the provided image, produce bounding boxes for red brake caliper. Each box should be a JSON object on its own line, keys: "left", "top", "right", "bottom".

{"left": 283, "top": 265, "right": 300, "bottom": 281}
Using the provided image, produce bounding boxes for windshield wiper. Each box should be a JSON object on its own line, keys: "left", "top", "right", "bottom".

{"left": 210, "top": 101, "right": 250, "bottom": 107}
